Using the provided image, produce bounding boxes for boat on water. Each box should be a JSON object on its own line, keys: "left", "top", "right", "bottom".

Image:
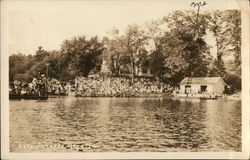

{"left": 225, "top": 94, "right": 241, "bottom": 100}
{"left": 200, "top": 97, "right": 217, "bottom": 100}
{"left": 174, "top": 93, "right": 218, "bottom": 100}
{"left": 9, "top": 94, "right": 48, "bottom": 100}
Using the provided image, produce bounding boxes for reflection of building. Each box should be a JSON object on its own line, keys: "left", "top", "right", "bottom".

{"left": 179, "top": 77, "right": 226, "bottom": 95}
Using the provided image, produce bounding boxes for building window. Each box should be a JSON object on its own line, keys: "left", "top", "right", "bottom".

{"left": 142, "top": 67, "right": 147, "bottom": 74}
{"left": 201, "top": 85, "right": 207, "bottom": 93}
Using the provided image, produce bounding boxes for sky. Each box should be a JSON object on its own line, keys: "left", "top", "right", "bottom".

{"left": 3, "top": 0, "right": 241, "bottom": 55}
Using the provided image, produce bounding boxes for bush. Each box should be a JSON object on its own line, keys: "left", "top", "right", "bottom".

{"left": 224, "top": 73, "right": 241, "bottom": 94}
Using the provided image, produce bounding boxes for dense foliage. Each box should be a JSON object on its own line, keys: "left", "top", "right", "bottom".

{"left": 9, "top": 10, "right": 241, "bottom": 92}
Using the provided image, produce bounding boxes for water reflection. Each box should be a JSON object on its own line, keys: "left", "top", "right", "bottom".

{"left": 10, "top": 97, "right": 241, "bottom": 152}
{"left": 205, "top": 100, "right": 241, "bottom": 151}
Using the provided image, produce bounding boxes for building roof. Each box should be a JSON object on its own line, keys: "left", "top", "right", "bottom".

{"left": 180, "top": 77, "right": 225, "bottom": 85}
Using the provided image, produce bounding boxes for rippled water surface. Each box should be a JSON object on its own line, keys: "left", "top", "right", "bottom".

{"left": 10, "top": 97, "right": 241, "bottom": 152}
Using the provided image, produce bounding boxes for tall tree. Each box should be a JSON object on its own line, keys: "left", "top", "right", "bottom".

{"left": 102, "top": 28, "right": 127, "bottom": 75}
{"left": 122, "top": 24, "right": 149, "bottom": 78}
{"left": 159, "top": 11, "right": 210, "bottom": 84}
{"left": 205, "top": 10, "right": 241, "bottom": 77}
{"left": 224, "top": 10, "right": 241, "bottom": 76}
{"left": 143, "top": 19, "right": 168, "bottom": 81}
{"left": 59, "top": 36, "right": 104, "bottom": 80}
{"left": 150, "top": 45, "right": 166, "bottom": 81}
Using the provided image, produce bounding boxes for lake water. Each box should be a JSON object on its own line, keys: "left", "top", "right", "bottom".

{"left": 10, "top": 97, "right": 241, "bottom": 152}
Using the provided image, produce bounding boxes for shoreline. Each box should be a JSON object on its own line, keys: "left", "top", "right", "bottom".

{"left": 9, "top": 92, "right": 241, "bottom": 100}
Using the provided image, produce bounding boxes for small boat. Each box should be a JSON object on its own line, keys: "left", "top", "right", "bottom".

{"left": 174, "top": 93, "right": 218, "bottom": 100}
{"left": 9, "top": 94, "right": 48, "bottom": 100}
{"left": 200, "top": 97, "right": 217, "bottom": 100}
{"left": 226, "top": 94, "right": 241, "bottom": 100}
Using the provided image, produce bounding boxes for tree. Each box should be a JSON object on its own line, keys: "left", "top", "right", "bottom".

{"left": 153, "top": 11, "right": 210, "bottom": 84}
{"left": 150, "top": 45, "right": 166, "bottom": 81}
{"left": 143, "top": 19, "right": 168, "bottom": 81}
{"left": 43, "top": 50, "right": 62, "bottom": 79}
{"left": 163, "top": 11, "right": 208, "bottom": 40}
{"left": 204, "top": 10, "right": 241, "bottom": 90}
{"left": 167, "top": 11, "right": 209, "bottom": 77}
{"left": 9, "top": 53, "right": 26, "bottom": 81}
{"left": 102, "top": 29, "right": 126, "bottom": 75}
{"left": 34, "top": 46, "right": 49, "bottom": 62}
{"left": 224, "top": 73, "right": 241, "bottom": 93}
{"left": 104, "top": 25, "right": 149, "bottom": 78}
{"left": 59, "top": 36, "right": 104, "bottom": 80}
{"left": 122, "top": 24, "right": 149, "bottom": 78}
{"left": 9, "top": 53, "right": 35, "bottom": 82}
{"left": 209, "top": 59, "right": 227, "bottom": 78}
{"left": 224, "top": 10, "right": 241, "bottom": 76}
{"left": 205, "top": 10, "right": 241, "bottom": 77}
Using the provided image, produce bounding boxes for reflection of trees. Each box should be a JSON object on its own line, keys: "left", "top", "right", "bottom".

{"left": 154, "top": 99, "right": 209, "bottom": 151}
{"left": 51, "top": 98, "right": 241, "bottom": 152}
{"left": 53, "top": 98, "right": 100, "bottom": 143}
{"left": 105, "top": 98, "right": 145, "bottom": 151}
{"left": 205, "top": 100, "right": 241, "bottom": 151}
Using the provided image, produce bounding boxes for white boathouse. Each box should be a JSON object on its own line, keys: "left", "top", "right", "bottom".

{"left": 179, "top": 77, "right": 226, "bottom": 95}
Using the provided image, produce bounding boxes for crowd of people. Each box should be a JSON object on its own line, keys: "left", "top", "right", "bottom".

{"left": 9, "top": 74, "right": 169, "bottom": 97}
{"left": 9, "top": 75, "right": 67, "bottom": 97}
{"left": 9, "top": 75, "right": 47, "bottom": 96}
{"left": 74, "top": 75, "right": 165, "bottom": 97}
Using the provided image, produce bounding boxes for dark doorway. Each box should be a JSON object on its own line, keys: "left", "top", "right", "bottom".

{"left": 185, "top": 85, "right": 191, "bottom": 94}
{"left": 201, "top": 85, "right": 207, "bottom": 92}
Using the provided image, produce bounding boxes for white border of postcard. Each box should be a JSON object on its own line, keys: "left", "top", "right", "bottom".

{"left": 1, "top": 0, "right": 249, "bottom": 159}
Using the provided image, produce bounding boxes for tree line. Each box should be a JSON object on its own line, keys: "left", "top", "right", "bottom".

{"left": 9, "top": 10, "right": 241, "bottom": 92}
